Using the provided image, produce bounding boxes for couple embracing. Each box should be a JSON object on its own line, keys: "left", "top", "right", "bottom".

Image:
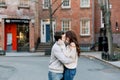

{"left": 48, "top": 30, "right": 80, "bottom": 80}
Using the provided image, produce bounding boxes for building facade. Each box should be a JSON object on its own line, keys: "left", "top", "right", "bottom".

{"left": 0, "top": 0, "right": 119, "bottom": 52}
{"left": 0, "top": 0, "right": 97, "bottom": 52}
{"left": 0, "top": 0, "right": 37, "bottom": 52}
{"left": 95, "top": 0, "right": 120, "bottom": 46}
{"left": 39, "top": 0, "right": 95, "bottom": 50}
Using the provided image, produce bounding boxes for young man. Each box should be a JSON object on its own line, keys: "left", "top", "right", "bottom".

{"left": 48, "top": 31, "right": 73, "bottom": 80}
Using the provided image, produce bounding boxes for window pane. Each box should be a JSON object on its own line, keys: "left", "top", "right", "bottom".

{"left": 63, "top": 0, "right": 69, "bottom": 6}
{"left": 80, "top": 0, "right": 90, "bottom": 8}
{"left": 62, "top": 0, "right": 70, "bottom": 8}
{"left": 44, "top": 0, "right": 49, "bottom": 7}
{"left": 43, "top": 0, "right": 49, "bottom": 9}
{"left": 81, "top": 19, "right": 90, "bottom": 35}
{"left": 62, "top": 20, "right": 70, "bottom": 32}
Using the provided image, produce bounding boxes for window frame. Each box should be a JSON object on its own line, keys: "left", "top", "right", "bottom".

{"left": 80, "top": 18, "right": 90, "bottom": 36}
{"left": 61, "top": 19, "right": 71, "bottom": 32}
{"left": 80, "top": 0, "right": 90, "bottom": 8}
{"left": 61, "top": 0, "right": 71, "bottom": 9}
{"left": 43, "top": 0, "right": 50, "bottom": 9}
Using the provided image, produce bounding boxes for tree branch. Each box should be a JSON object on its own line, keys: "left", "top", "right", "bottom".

{"left": 51, "top": 0, "right": 66, "bottom": 16}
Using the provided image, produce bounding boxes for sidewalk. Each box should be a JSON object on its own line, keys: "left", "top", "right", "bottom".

{"left": 81, "top": 51, "right": 120, "bottom": 68}
{"left": 4, "top": 51, "right": 120, "bottom": 68}
{"left": 5, "top": 52, "right": 45, "bottom": 57}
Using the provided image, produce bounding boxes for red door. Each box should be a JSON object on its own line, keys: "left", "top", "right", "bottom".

{"left": 4, "top": 24, "right": 17, "bottom": 51}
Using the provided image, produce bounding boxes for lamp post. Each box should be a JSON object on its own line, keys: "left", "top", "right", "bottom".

{"left": 98, "top": 0, "right": 114, "bottom": 60}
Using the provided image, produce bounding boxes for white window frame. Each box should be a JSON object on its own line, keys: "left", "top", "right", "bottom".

{"left": 80, "top": 18, "right": 90, "bottom": 36}
{"left": 62, "top": 19, "right": 71, "bottom": 32}
{"left": 61, "top": 0, "right": 71, "bottom": 9}
{"left": 43, "top": 0, "right": 50, "bottom": 9}
{"left": 80, "top": 0, "right": 90, "bottom": 8}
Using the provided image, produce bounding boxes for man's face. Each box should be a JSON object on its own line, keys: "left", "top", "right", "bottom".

{"left": 61, "top": 34, "right": 66, "bottom": 42}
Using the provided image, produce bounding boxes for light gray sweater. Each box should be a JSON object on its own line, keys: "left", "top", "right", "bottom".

{"left": 49, "top": 41, "right": 73, "bottom": 73}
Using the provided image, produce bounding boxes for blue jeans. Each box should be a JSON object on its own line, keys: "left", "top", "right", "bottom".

{"left": 64, "top": 67, "right": 76, "bottom": 80}
{"left": 48, "top": 71, "right": 63, "bottom": 80}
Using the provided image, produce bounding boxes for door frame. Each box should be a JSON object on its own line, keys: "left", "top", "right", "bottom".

{"left": 41, "top": 19, "right": 55, "bottom": 43}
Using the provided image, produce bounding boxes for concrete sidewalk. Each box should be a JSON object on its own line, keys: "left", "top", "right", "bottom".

{"left": 81, "top": 52, "right": 120, "bottom": 68}
{"left": 5, "top": 52, "right": 45, "bottom": 57}
{"left": 4, "top": 51, "right": 120, "bottom": 68}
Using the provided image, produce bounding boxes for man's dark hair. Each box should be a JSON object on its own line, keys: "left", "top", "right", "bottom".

{"left": 54, "top": 31, "right": 64, "bottom": 41}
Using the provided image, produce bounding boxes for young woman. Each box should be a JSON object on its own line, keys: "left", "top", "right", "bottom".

{"left": 63, "top": 30, "right": 80, "bottom": 80}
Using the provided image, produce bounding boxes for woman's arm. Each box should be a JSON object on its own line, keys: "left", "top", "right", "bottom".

{"left": 65, "top": 42, "right": 76, "bottom": 58}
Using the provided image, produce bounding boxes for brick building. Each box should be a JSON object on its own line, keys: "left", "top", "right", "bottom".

{"left": 0, "top": 0, "right": 37, "bottom": 52}
{"left": 39, "top": 0, "right": 95, "bottom": 51}
{"left": 0, "top": 0, "right": 119, "bottom": 52}
{"left": 95, "top": 0, "right": 120, "bottom": 46}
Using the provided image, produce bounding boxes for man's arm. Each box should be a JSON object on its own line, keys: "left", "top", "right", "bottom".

{"left": 54, "top": 46, "right": 74, "bottom": 64}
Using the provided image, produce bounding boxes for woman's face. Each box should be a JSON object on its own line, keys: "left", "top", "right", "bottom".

{"left": 66, "top": 37, "right": 70, "bottom": 43}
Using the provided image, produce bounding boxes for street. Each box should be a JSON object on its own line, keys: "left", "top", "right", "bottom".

{"left": 0, "top": 56, "right": 120, "bottom": 80}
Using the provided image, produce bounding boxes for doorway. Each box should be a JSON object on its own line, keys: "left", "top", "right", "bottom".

{"left": 46, "top": 24, "right": 50, "bottom": 42}
{"left": 7, "top": 33, "right": 12, "bottom": 51}
{"left": 41, "top": 20, "right": 55, "bottom": 43}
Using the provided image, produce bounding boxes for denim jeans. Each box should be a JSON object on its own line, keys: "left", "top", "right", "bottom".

{"left": 63, "top": 67, "right": 76, "bottom": 80}
{"left": 48, "top": 71, "right": 63, "bottom": 80}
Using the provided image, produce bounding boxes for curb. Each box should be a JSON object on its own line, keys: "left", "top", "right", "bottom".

{"left": 82, "top": 55, "right": 120, "bottom": 69}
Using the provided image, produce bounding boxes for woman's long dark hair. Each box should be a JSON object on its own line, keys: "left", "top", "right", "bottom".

{"left": 66, "top": 31, "right": 80, "bottom": 57}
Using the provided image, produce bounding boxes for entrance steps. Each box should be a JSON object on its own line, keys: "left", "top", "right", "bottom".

{"left": 35, "top": 43, "right": 51, "bottom": 52}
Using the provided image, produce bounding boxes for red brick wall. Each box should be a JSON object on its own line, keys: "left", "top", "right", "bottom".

{"left": 94, "top": 0, "right": 101, "bottom": 33}
{"left": 110, "top": 0, "right": 120, "bottom": 33}
{"left": 39, "top": 0, "right": 94, "bottom": 44}
{"left": 94, "top": 0, "right": 120, "bottom": 33}
{"left": 94, "top": 0, "right": 120, "bottom": 44}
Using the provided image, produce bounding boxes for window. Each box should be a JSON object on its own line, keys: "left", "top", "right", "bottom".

{"left": 43, "top": 0, "right": 50, "bottom": 9}
{"left": 0, "top": 0, "right": 7, "bottom": 8}
{"left": 80, "top": 19, "right": 90, "bottom": 36}
{"left": 18, "top": 0, "right": 30, "bottom": 9}
{"left": 80, "top": 0, "right": 90, "bottom": 8}
{"left": 62, "top": 0, "right": 71, "bottom": 8}
{"left": 62, "top": 20, "right": 71, "bottom": 32}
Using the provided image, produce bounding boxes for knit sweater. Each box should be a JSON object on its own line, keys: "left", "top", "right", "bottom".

{"left": 49, "top": 41, "right": 73, "bottom": 73}
{"left": 64, "top": 42, "right": 78, "bottom": 69}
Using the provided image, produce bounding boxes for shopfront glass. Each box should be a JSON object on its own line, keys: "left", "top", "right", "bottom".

{"left": 17, "top": 24, "right": 29, "bottom": 51}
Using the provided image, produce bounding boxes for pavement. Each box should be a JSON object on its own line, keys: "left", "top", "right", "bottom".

{"left": 81, "top": 51, "right": 120, "bottom": 68}
{"left": 3, "top": 51, "right": 120, "bottom": 68}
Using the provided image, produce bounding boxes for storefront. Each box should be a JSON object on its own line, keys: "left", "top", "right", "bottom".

{"left": 4, "top": 19, "right": 30, "bottom": 52}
